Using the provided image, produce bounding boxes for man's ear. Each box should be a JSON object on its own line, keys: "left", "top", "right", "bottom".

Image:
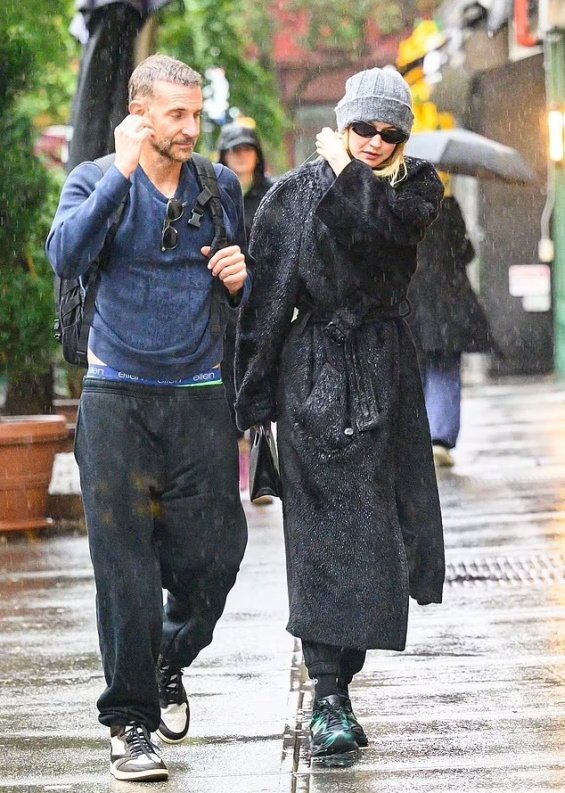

{"left": 129, "top": 98, "right": 146, "bottom": 117}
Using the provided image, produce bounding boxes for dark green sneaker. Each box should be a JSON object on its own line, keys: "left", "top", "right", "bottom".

{"left": 340, "top": 694, "right": 368, "bottom": 746}
{"left": 309, "top": 694, "right": 358, "bottom": 759}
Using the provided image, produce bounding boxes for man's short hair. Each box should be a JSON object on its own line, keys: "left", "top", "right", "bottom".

{"left": 129, "top": 54, "right": 202, "bottom": 102}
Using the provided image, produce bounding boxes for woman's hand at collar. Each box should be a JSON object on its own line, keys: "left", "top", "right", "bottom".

{"left": 315, "top": 127, "right": 351, "bottom": 177}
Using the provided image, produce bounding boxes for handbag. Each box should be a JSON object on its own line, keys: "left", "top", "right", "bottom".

{"left": 249, "top": 423, "right": 282, "bottom": 501}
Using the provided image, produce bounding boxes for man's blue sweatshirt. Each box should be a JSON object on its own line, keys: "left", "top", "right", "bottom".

{"left": 46, "top": 159, "right": 248, "bottom": 380}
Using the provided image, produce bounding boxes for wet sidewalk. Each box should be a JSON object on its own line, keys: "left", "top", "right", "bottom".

{"left": 1, "top": 377, "right": 564, "bottom": 792}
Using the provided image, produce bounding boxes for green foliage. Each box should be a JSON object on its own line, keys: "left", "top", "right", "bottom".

{"left": 286, "top": 0, "right": 442, "bottom": 51}
{"left": 0, "top": 248, "right": 58, "bottom": 375}
{"left": 156, "top": 0, "right": 288, "bottom": 160}
{"left": 0, "top": 0, "right": 78, "bottom": 124}
{"left": 0, "top": 23, "right": 62, "bottom": 379}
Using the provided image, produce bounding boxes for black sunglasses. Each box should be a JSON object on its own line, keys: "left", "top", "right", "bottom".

{"left": 161, "top": 198, "right": 185, "bottom": 251}
{"left": 350, "top": 121, "right": 409, "bottom": 145}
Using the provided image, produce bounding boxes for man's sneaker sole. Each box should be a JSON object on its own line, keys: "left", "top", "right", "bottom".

{"left": 110, "top": 763, "right": 169, "bottom": 782}
{"left": 155, "top": 725, "right": 188, "bottom": 744}
{"left": 156, "top": 702, "right": 190, "bottom": 743}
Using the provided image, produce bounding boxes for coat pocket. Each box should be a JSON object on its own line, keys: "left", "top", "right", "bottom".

{"left": 294, "top": 362, "right": 352, "bottom": 449}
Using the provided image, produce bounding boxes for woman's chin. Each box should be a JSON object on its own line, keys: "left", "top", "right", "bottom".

{"left": 357, "top": 153, "right": 385, "bottom": 168}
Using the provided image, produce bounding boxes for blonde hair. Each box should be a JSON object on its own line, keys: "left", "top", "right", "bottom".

{"left": 344, "top": 129, "right": 408, "bottom": 186}
{"left": 438, "top": 170, "right": 453, "bottom": 196}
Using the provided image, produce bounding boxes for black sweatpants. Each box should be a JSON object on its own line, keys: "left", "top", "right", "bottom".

{"left": 75, "top": 378, "right": 248, "bottom": 730}
{"left": 302, "top": 640, "right": 367, "bottom": 685}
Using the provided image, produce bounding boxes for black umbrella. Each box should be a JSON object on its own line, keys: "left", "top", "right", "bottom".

{"left": 405, "top": 128, "right": 536, "bottom": 184}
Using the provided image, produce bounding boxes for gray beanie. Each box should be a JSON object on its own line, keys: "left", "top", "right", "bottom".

{"left": 335, "top": 67, "right": 414, "bottom": 136}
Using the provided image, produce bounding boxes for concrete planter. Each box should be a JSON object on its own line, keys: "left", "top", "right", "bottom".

{"left": 0, "top": 415, "right": 67, "bottom": 532}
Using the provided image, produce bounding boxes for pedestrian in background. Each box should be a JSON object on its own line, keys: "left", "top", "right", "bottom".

{"left": 46, "top": 54, "right": 248, "bottom": 783}
{"left": 218, "top": 121, "right": 274, "bottom": 239}
{"left": 407, "top": 177, "right": 496, "bottom": 467}
{"left": 235, "top": 67, "right": 445, "bottom": 761}
{"left": 218, "top": 121, "right": 274, "bottom": 501}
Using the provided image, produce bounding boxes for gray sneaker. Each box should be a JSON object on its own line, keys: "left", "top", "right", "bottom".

{"left": 110, "top": 723, "right": 168, "bottom": 782}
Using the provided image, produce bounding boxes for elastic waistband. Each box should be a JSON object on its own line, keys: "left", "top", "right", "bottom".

{"left": 86, "top": 364, "right": 222, "bottom": 387}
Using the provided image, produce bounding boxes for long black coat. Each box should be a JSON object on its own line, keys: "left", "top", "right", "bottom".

{"left": 407, "top": 196, "right": 495, "bottom": 354}
{"left": 235, "top": 157, "right": 445, "bottom": 651}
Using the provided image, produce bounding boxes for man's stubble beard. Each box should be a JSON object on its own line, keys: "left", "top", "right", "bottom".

{"left": 150, "top": 137, "right": 194, "bottom": 163}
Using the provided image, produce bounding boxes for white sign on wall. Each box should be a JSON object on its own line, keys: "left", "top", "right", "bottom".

{"left": 508, "top": 264, "right": 551, "bottom": 312}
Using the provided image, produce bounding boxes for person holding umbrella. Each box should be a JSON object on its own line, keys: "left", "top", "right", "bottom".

{"left": 406, "top": 174, "right": 496, "bottom": 467}
{"left": 235, "top": 67, "right": 445, "bottom": 761}
{"left": 403, "top": 130, "right": 532, "bottom": 466}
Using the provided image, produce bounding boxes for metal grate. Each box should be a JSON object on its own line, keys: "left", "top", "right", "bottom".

{"left": 446, "top": 553, "right": 565, "bottom": 585}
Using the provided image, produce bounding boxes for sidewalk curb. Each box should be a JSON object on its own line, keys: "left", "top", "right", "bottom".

{"left": 280, "top": 640, "right": 309, "bottom": 792}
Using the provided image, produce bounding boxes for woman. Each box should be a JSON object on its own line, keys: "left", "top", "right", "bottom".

{"left": 407, "top": 180, "right": 496, "bottom": 467}
{"left": 235, "top": 68, "right": 445, "bottom": 760}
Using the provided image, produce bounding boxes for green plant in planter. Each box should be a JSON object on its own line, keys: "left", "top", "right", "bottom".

{"left": 0, "top": 37, "right": 62, "bottom": 415}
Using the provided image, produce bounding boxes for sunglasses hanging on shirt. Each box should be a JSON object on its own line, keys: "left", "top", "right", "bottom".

{"left": 349, "top": 121, "right": 409, "bottom": 145}
{"left": 160, "top": 183, "right": 217, "bottom": 251}
{"left": 161, "top": 198, "right": 185, "bottom": 251}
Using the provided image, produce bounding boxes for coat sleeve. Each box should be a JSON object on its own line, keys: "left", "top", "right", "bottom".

{"left": 447, "top": 198, "right": 475, "bottom": 270}
{"left": 235, "top": 177, "right": 302, "bottom": 430}
{"left": 315, "top": 157, "right": 444, "bottom": 253}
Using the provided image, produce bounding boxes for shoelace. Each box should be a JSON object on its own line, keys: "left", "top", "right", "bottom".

{"left": 124, "top": 724, "right": 156, "bottom": 759}
{"left": 314, "top": 701, "right": 346, "bottom": 731}
{"left": 159, "top": 664, "right": 183, "bottom": 705}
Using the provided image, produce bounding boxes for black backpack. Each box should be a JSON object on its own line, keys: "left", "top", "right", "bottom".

{"left": 54, "top": 152, "right": 229, "bottom": 367}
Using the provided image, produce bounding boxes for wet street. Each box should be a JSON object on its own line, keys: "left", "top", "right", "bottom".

{"left": 1, "top": 377, "right": 564, "bottom": 792}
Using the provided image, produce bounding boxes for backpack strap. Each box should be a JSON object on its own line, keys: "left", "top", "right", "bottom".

{"left": 77, "top": 154, "right": 128, "bottom": 362}
{"left": 191, "top": 153, "right": 229, "bottom": 253}
{"left": 191, "top": 153, "right": 229, "bottom": 336}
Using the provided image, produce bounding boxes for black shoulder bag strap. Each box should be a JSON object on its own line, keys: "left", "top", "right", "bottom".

{"left": 190, "top": 153, "right": 229, "bottom": 336}
{"left": 76, "top": 153, "right": 128, "bottom": 362}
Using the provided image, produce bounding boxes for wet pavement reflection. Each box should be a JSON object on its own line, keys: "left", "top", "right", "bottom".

{"left": 1, "top": 378, "right": 564, "bottom": 792}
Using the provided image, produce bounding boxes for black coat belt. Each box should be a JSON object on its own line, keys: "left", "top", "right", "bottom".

{"left": 295, "top": 300, "right": 410, "bottom": 344}
{"left": 294, "top": 300, "right": 410, "bottom": 433}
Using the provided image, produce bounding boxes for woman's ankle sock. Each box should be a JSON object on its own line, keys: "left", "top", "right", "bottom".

{"left": 336, "top": 678, "right": 349, "bottom": 697}
{"left": 313, "top": 673, "right": 338, "bottom": 702}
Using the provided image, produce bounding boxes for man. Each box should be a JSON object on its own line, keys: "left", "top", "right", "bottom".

{"left": 46, "top": 54, "right": 248, "bottom": 783}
